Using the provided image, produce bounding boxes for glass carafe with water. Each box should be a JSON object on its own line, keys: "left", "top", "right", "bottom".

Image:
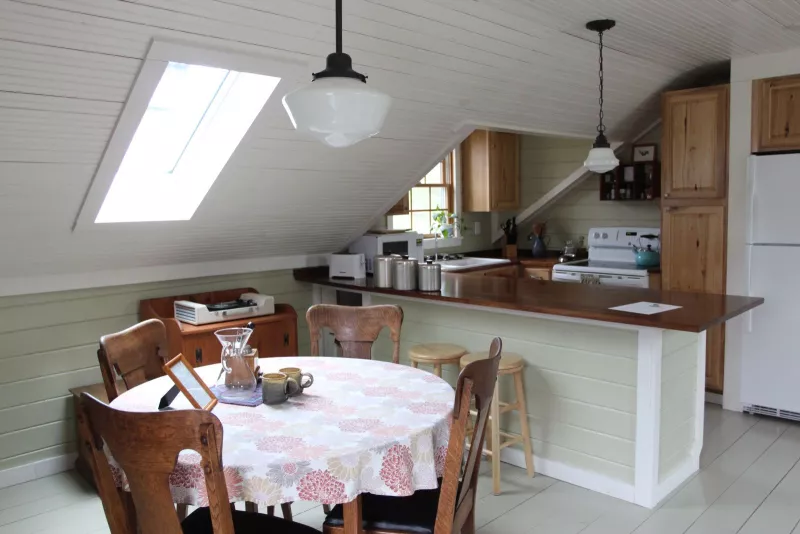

{"left": 214, "top": 327, "right": 257, "bottom": 400}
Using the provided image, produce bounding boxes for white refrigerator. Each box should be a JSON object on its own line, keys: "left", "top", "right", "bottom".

{"left": 742, "top": 153, "right": 800, "bottom": 418}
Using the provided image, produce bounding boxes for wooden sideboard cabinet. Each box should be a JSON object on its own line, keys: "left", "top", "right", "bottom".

{"left": 752, "top": 74, "right": 800, "bottom": 153}
{"left": 140, "top": 287, "right": 299, "bottom": 366}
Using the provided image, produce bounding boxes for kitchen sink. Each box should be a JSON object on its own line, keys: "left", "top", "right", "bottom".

{"left": 435, "top": 257, "right": 511, "bottom": 272}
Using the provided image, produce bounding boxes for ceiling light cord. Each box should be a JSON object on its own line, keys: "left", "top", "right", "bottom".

{"left": 597, "top": 29, "right": 605, "bottom": 136}
{"left": 336, "top": 0, "right": 343, "bottom": 54}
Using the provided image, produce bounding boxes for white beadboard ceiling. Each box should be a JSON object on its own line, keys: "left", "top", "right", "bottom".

{"left": 2, "top": 0, "right": 800, "bottom": 285}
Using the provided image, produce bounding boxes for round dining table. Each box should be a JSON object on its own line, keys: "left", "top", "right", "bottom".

{"left": 109, "top": 356, "right": 454, "bottom": 534}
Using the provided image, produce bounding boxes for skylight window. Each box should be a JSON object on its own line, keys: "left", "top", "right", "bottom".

{"left": 95, "top": 62, "right": 280, "bottom": 223}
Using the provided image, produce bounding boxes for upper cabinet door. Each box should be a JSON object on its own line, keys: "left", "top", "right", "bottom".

{"left": 753, "top": 75, "right": 800, "bottom": 153}
{"left": 662, "top": 85, "right": 729, "bottom": 200}
{"left": 488, "top": 131, "right": 520, "bottom": 211}
{"left": 462, "top": 130, "right": 520, "bottom": 212}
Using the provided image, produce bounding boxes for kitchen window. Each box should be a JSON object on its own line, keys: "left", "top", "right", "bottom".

{"left": 389, "top": 151, "right": 455, "bottom": 238}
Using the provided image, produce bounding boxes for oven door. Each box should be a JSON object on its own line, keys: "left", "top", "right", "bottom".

{"left": 552, "top": 270, "right": 649, "bottom": 288}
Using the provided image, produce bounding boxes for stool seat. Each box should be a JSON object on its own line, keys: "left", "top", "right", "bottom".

{"left": 408, "top": 343, "right": 467, "bottom": 362}
{"left": 460, "top": 351, "right": 524, "bottom": 373}
{"left": 408, "top": 343, "right": 466, "bottom": 379}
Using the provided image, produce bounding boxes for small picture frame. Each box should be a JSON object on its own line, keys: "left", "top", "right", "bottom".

{"left": 632, "top": 144, "right": 657, "bottom": 163}
{"left": 163, "top": 354, "right": 217, "bottom": 411}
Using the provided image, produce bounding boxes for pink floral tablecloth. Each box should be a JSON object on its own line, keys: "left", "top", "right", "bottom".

{"left": 109, "top": 357, "right": 454, "bottom": 506}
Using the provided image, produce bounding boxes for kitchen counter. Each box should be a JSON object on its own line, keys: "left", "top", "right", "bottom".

{"left": 296, "top": 265, "right": 763, "bottom": 508}
{"left": 294, "top": 267, "right": 760, "bottom": 333}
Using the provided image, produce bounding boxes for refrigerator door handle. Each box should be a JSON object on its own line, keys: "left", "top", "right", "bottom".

{"left": 747, "top": 155, "right": 757, "bottom": 245}
{"left": 746, "top": 244, "right": 754, "bottom": 333}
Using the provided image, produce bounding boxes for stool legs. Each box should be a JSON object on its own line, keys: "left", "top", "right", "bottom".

{"left": 489, "top": 385, "right": 502, "bottom": 495}
{"left": 411, "top": 360, "right": 418, "bottom": 369}
{"left": 433, "top": 364, "right": 442, "bottom": 377}
{"left": 513, "top": 371, "right": 535, "bottom": 477}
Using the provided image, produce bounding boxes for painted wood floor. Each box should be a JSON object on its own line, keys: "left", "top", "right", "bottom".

{"left": 1, "top": 404, "right": 799, "bottom": 534}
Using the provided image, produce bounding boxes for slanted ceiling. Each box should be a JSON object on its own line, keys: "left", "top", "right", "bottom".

{"left": 2, "top": 0, "right": 800, "bottom": 292}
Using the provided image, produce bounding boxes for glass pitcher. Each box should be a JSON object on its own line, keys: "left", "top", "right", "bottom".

{"left": 214, "top": 327, "right": 257, "bottom": 400}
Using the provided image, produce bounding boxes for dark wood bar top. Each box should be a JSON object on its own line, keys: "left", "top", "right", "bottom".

{"left": 293, "top": 267, "right": 763, "bottom": 333}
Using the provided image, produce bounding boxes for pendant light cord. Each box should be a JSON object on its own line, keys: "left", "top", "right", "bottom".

{"left": 336, "top": 0, "right": 343, "bottom": 54}
{"left": 597, "top": 30, "right": 605, "bottom": 135}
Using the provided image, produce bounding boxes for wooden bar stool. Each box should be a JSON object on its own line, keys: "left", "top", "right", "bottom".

{"left": 408, "top": 343, "right": 467, "bottom": 377}
{"left": 460, "top": 351, "right": 534, "bottom": 495}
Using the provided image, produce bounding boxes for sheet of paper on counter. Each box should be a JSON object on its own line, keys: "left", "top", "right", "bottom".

{"left": 610, "top": 302, "right": 683, "bottom": 315}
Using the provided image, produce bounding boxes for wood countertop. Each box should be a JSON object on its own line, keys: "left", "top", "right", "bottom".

{"left": 293, "top": 267, "right": 762, "bottom": 333}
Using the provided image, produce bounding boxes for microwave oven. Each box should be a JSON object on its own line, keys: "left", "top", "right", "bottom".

{"left": 349, "top": 232, "right": 425, "bottom": 273}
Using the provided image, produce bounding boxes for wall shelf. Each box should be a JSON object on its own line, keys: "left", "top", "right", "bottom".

{"left": 599, "top": 162, "right": 660, "bottom": 202}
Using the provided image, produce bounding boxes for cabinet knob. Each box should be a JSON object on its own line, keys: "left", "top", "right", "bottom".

{"left": 195, "top": 348, "right": 202, "bottom": 364}
{"left": 664, "top": 193, "right": 669, "bottom": 198}
{"left": 283, "top": 333, "right": 290, "bottom": 346}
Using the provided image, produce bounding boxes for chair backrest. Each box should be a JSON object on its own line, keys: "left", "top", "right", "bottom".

{"left": 306, "top": 304, "right": 404, "bottom": 363}
{"left": 80, "top": 393, "right": 236, "bottom": 534}
{"left": 98, "top": 319, "right": 169, "bottom": 401}
{"left": 434, "top": 338, "right": 502, "bottom": 534}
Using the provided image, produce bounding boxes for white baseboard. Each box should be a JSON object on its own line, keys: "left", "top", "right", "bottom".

{"left": 500, "top": 447, "right": 635, "bottom": 504}
{"left": 705, "top": 392, "right": 723, "bottom": 405}
{"left": 0, "top": 453, "right": 77, "bottom": 490}
{"left": 653, "top": 454, "right": 699, "bottom": 506}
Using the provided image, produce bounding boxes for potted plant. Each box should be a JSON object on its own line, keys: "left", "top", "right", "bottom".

{"left": 431, "top": 208, "right": 467, "bottom": 239}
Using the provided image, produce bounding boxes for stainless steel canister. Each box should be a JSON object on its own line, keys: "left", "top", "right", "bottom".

{"left": 392, "top": 256, "right": 418, "bottom": 290}
{"left": 417, "top": 260, "right": 441, "bottom": 292}
{"left": 373, "top": 255, "right": 396, "bottom": 288}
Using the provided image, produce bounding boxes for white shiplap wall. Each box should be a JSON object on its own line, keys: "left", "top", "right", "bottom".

{"left": 370, "top": 296, "right": 638, "bottom": 484}
{"left": 5, "top": 0, "right": 800, "bottom": 291}
{"left": 0, "top": 270, "right": 311, "bottom": 477}
{"left": 659, "top": 330, "right": 699, "bottom": 482}
{"left": 517, "top": 134, "right": 661, "bottom": 249}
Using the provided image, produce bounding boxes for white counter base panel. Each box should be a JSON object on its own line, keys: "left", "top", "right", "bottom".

{"left": 312, "top": 285, "right": 707, "bottom": 508}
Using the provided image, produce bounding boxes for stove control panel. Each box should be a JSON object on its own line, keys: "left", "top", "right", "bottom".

{"left": 587, "top": 227, "right": 660, "bottom": 248}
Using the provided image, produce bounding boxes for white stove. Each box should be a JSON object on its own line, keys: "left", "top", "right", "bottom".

{"left": 552, "top": 227, "right": 660, "bottom": 288}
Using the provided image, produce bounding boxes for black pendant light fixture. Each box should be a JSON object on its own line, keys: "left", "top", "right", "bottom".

{"left": 282, "top": 0, "right": 391, "bottom": 148}
{"left": 584, "top": 19, "right": 620, "bottom": 173}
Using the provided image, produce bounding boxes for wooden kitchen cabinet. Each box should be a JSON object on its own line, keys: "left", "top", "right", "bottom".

{"left": 524, "top": 267, "right": 551, "bottom": 280}
{"left": 463, "top": 264, "right": 519, "bottom": 278}
{"left": 661, "top": 205, "right": 726, "bottom": 294}
{"left": 752, "top": 74, "right": 800, "bottom": 153}
{"left": 386, "top": 192, "right": 410, "bottom": 215}
{"left": 662, "top": 85, "right": 729, "bottom": 200}
{"left": 461, "top": 129, "right": 520, "bottom": 212}
{"left": 660, "top": 204, "right": 727, "bottom": 392}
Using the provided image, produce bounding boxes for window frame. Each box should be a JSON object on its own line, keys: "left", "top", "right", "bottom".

{"left": 73, "top": 40, "right": 306, "bottom": 229}
{"left": 399, "top": 152, "right": 456, "bottom": 238}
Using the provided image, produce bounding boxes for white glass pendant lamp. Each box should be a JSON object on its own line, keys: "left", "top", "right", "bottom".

{"left": 584, "top": 19, "right": 619, "bottom": 173}
{"left": 283, "top": 0, "right": 391, "bottom": 148}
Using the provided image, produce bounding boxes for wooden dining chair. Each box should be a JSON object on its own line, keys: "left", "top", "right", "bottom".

{"left": 322, "top": 338, "right": 503, "bottom": 534}
{"left": 307, "top": 304, "right": 404, "bottom": 363}
{"left": 97, "top": 318, "right": 170, "bottom": 402}
{"left": 79, "top": 393, "right": 321, "bottom": 534}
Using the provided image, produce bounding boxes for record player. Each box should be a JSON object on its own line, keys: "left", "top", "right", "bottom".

{"left": 173, "top": 292, "right": 275, "bottom": 326}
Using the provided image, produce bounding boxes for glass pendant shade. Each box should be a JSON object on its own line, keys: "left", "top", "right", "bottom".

{"left": 584, "top": 146, "right": 619, "bottom": 173}
{"left": 283, "top": 77, "right": 391, "bottom": 148}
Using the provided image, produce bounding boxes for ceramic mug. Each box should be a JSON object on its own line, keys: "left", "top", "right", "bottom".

{"left": 262, "top": 373, "right": 300, "bottom": 405}
{"left": 279, "top": 367, "right": 314, "bottom": 396}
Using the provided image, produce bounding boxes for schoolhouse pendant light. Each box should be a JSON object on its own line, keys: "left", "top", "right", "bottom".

{"left": 282, "top": 0, "right": 391, "bottom": 148}
{"left": 584, "top": 19, "right": 619, "bottom": 173}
